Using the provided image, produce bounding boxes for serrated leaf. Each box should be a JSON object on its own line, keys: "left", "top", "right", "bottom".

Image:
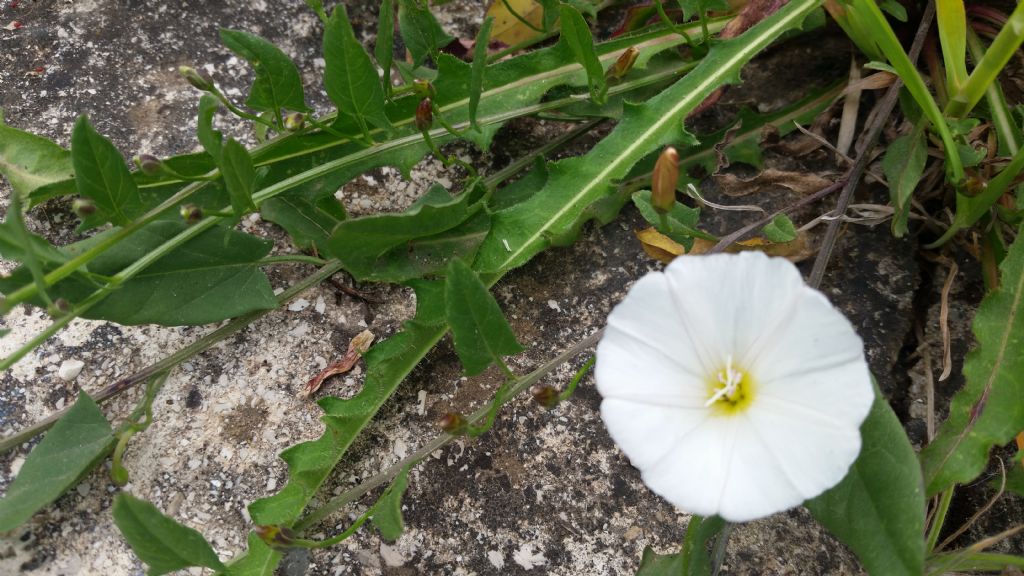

{"left": 324, "top": 4, "right": 391, "bottom": 136}
{"left": 0, "top": 221, "right": 277, "bottom": 325}
{"left": 632, "top": 190, "right": 704, "bottom": 250}
{"left": 71, "top": 116, "right": 145, "bottom": 228}
{"left": 0, "top": 110, "right": 74, "bottom": 202}
{"left": 326, "top": 185, "right": 477, "bottom": 280}
{"left": 367, "top": 209, "right": 491, "bottom": 282}
{"left": 222, "top": 138, "right": 258, "bottom": 216}
{"left": 397, "top": 0, "right": 454, "bottom": 67}
{"left": 636, "top": 516, "right": 725, "bottom": 576}
{"left": 921, "top": 227, "right": 1024, "bottom": 494}
{"left": 558, "top": 5, "right": 606, "bottom": 104}
{"left": 376, "top": 0, "right": 396, "bottom": 96}
{"left": 444, "top": 257, "right": 523, "bottom": 375}
{"left": 371, "top": 466, "right": 411, "bottom": 541}
{"left": 806, "top": 385, "right": 925, "bottom": 576}
{"left": 0, "top": 392, "right": 113, "bottom": 532}
{"left": 113, "top": 493, "right": 226, "bottom": 576}
{"left": 198, "top": 94, "right": 224, "bottom": 161}
{"left": 260, "top": 188, "right": 347, "bottom": 252}
{"left": 219, "top": 29, "right": 310, "bottom": 117}
{"left": 762, "top": 214, "right": 797, "bottom": 242}
{"left": 469, "top": 16, "right": 493, "bottom": 131}
{"left": 472, "top": 0, "right": 820, "bottom": 274}
{"left": 884, "top": 127, "right": 928, "bottom": 236}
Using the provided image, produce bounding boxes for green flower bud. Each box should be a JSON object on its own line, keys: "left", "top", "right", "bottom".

{"left": 651, "top": 147, "right": 680, "bottom": 214}
{"left": 607, "top": 46, "right": 639, "bottom": 80}
{"left": 530, "top": 384, "right": 560, "bottom": 409}
{"left": 47, "top": 298, "right": 72, "bottom": 317}
{"left": 415, "top": 98, "right": 433, "bottom": 132}
{"left": 438, "top": 412, "right": 467, "bottom": 435}
{"left": 134, "top": 154, "right": 162, "bottom": 176}
{"left": 178, "top": 65, "right": 214, "bottom": 91}
{"left": 413, "top": 79, "right": 436, "bottom": 99}
{"left": 71, "top": 197, "right": 97, "bottom": 218}
{"left": 283, "top": 112, "right": 305, "bottom": 131}
{"left": 179, "top": 203, "right": 203, "bottom": 224}
{"left": 255, "top": 525, "right": 296, "bottom": 548}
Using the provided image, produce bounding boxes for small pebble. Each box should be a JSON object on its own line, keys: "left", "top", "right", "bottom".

{"left": 288, "top": 298, "right": 310, "bottom": 312}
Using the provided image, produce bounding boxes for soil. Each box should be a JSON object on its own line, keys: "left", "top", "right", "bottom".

{"left": 0, "top": 0, "right": 1021, "bottom": 575}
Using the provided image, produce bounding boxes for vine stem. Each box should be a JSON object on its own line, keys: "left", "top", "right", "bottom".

{"left": 292, "top": 328, "right": 604, "bottom": 533}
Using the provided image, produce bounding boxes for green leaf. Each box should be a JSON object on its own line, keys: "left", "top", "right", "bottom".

{"left": 636, "top": 516, "right": 725, "bottom": 576}
{"left": 1003, "top": 452, "right": 1024, "bottom": 497}
{"left": 260, "top": 188, "right": 347, "bottom": 253}
{"left": 112, "top": 493, "right": 226, "bottom": 576}
{"left": 397, "top": 0, "right": 454, "bottom": 67}
{"left": 324, "top": 4, "right": 392, "bottom": 136}
{"left": 921, "top": 227, "right": 1024, "bottom": 494}
{"left": 469, "top": 16, "right": 494, "bottom": 131}
{"left": 326, "top": 185, "right": 477, "bottom": 280}
{"left": 444, "top": 257, "right": 523, "bottom": 375}
{"left": 371, "top": 466, "right": 411, "bottom": 541}
{"left": 376, "top": 0, "right": 396, "bottom": 96}
{"left": 197, "top": 94, "right": 223, "bottom": 161}
{"left": 806, "top": 385, "right": 925, "bottom": 576}
{"left": 762, "top": 214, "right": 797, "bottom": 242}
{"left": 0, "top": 392, "right": 114, "bottom": 532}
{"left": 538, "top": 0, "right": 560, "bottom": 31}
{"left": 219, "top": 29, "right": 310, "bottom": 117}
{"left": 0, "top": 196, "right": 67, "bottom": 276}
{"left": 0, "top": 110, "right": 74, "bottom": 202}
{"left": 879, "top": 0, "right": 908, "bottom": 21}
{"left": 472, "top": 0, "right": 820, "bottom": 274}
{"left": 0, "top": 222, "right": 277, "bottom": 325}
{"left": 632, "top": 190, "right": 705, "bottom": 250}
{"left": 71, "top": 116, "right": 145, "bottom": 228}
{"left": 304, "top": 0, "right": 327, "bottom": 21}
{"left": 222, "top": 138, "right": 258, "bottom": 216}
{"left": 558, "top": 5, "right": 607, "bottom": 104}
{"left": 368, "top": 210, "right": 491, "bottom": 282}
{"left": 884, "top": 126, "right": 928, "bottom": 236}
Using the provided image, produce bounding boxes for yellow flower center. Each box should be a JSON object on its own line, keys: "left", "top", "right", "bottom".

{"left": 705, "top": 355, "right": 755, "bottom": 415}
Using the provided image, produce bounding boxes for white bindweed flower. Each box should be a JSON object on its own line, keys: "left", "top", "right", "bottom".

{"left": 596, "top": 252, "right": 874, "bottom": 522}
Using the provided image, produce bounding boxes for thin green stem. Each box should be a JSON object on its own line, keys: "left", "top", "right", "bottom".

{"left": 559, "top": 355, "right": 594, "bottom": 402}
{"left": 926, "top": 489, "right": 955, "bottom": 551}
{"left": 945, "top": 1, "right": 1024, "bottom": 118}
{"left": 654, "top": 0, "right": 694, "bottom": 45}
{"left": 215, "top": 90, "right": 279, "bottom": 131}
{"left": 928, "top": 551, "right": 1024, "bottom": 574}
{"left": 258, "top": 255, "right": 330, "bottom": 267}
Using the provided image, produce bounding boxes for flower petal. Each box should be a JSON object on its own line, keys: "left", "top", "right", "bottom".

{"left": 596, "top": 328, "right": 708, "bottom": 404}
{"left": 600, "top": 270, "right": 710, "bottom": 381}
{"left": 661, "top": 252, "right": 806, "bottom": 369}
{"left": 600, "top": 399, "right": 709, "bottom": 472}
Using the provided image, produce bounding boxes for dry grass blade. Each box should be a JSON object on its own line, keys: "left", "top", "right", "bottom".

{"left": 939, "top": 260, "right": 959, "bottom": 381}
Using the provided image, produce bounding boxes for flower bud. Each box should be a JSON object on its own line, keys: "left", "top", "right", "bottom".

{"left": 178, "top": 65, "right": 214, "bottom": 91}
{"left": 651, "top": 146, "right": 680, "bottom": 214}
{"left": 530, "top": 384, "right": 560, "bottom": 409}
{"left": 134, "top": 154, "right": 162, "bottom": 176}
{"left": 438, "top": 412, "right": 467, "bottom": 435}
{"left": 413, "top": 79, "right": 436, "bottom": 99}
{"left": 72, "top": 197, "right": 97, "bottom": 218}
{"left": 179, "top": 203, "right": 203, "bottom": 224}
{"left": 964, "top": 172, "right": 987, "bottom": 197}
{"left": 607, "top": 46, "right": 639, "bottom": 80}
{"left": 47, "top": 298, "right": 72, "bottom": 317}
{"left": 255, "top": 525, "right": 295, "bottom": 548}
{"left": 110, "top": 465, "right": 130, "bottom": 486}
{"left": 283, "top": 112, "right": 305, "bottom": 131}
{"left": 415, "top": 98, "right": 433, "bottom": 132}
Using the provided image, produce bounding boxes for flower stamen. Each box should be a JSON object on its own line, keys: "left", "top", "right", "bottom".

{"left": 705, "top": 354, "right": 744, "bottom": 407}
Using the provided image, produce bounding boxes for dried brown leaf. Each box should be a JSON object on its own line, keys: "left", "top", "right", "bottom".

{"left": 635, "top": 227, "right": 812, "bottom": 263}
{"left": 299, "top": 329, "right": 376, "bottom": 399}
{"left": 714, "top": 168, "right": 832, "bottom": 197}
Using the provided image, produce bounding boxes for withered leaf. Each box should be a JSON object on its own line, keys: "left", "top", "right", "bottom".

{"left": 300, "top": 330, "right": 375, "bottom": 398}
